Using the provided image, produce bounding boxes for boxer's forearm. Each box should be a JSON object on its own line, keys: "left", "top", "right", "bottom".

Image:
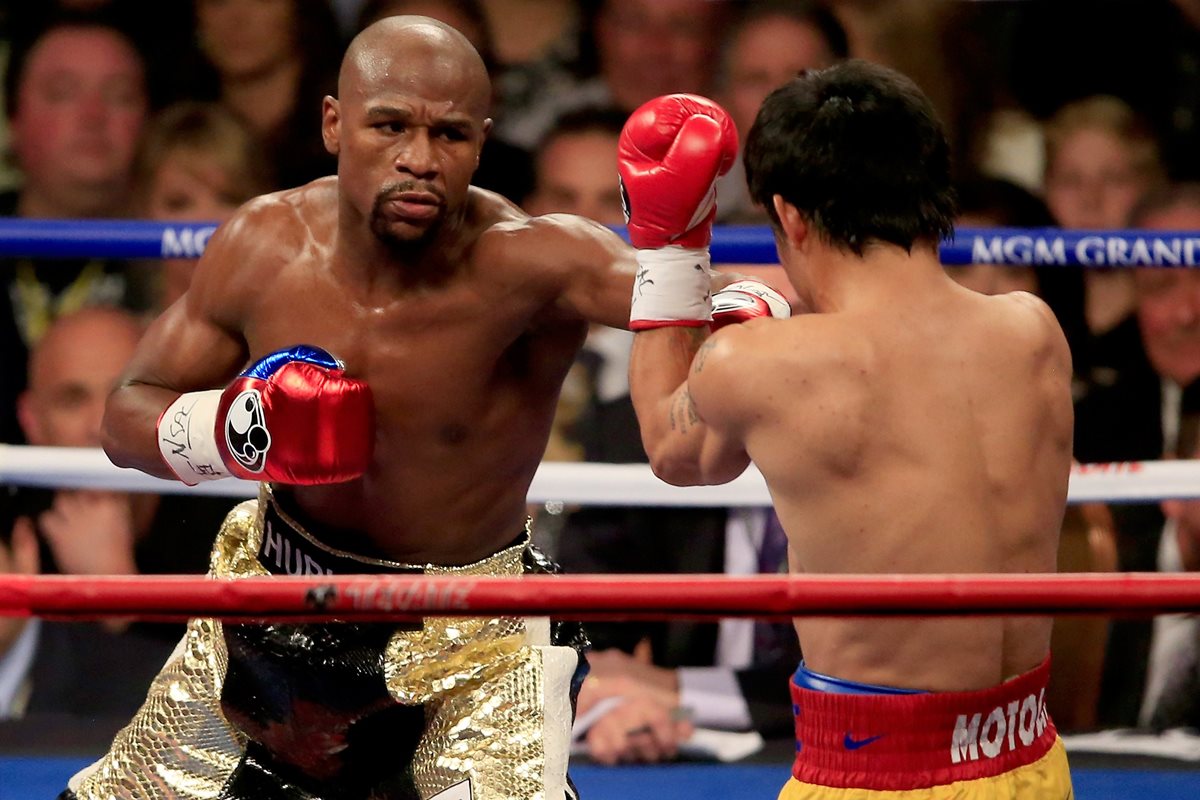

{"left": 103, "top": 381, "right": 190, "bottom": 480}
{"left": 630, "top": 327, "right": 710, "bottom": 485}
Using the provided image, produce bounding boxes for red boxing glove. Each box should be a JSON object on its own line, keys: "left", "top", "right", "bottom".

{"left": 710, "top": 281, "right": 792, "bottom": 330}
{"left": 157, "top": 345, "right": 373, "bottom": 485}
{"left": 619, "top": 95, "right": 738, "bottom": 330}
{"left": 618, "top": 94, "right": 739, "bottom": 250}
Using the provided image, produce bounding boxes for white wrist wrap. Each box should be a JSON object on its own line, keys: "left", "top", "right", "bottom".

{"left": 630, "top": 246, "right": 712, "bottom": 329}
{"left": 157, "top": 390, "right": 229, "bottom": 485}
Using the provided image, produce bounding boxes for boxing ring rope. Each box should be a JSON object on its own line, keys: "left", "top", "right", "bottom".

{"left": 0, "top": 444, "right": 1194, "bottom": 504}
{"left": 2, "top": 219, "right": 1200, "bottom": 267}
{"left": 1, "top": 573, "right": 1199, "bottom": 621}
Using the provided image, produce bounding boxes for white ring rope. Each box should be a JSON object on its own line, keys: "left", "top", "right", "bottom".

{"left": 0, "top": 444, "right": 1190, "bottom": 505}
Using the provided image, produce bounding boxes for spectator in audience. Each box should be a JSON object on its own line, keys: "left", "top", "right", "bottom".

{"left": 0, "top": 11, "right": 150, "bottom": 444}
{"left": 1131, "top": 185, "right": 1200, "bottom": 728}
{"left": 133, "top": 101, "right": 272, "bottom": 311}
{"left": 715, "top": 0, "right": 847, "bottom": 223}
{"left": 524, "top": 106, "right": 627, "bottom": 227}
{"left": 353, "top": 0, "right": 535, "bottom": 202}
{"left": 1085, "top": 183, "right": 1200, "bottom": 727}
{"left": 481, "top": 0, "right": 579, "bottom": 69}
{"left": 1044, "top": 96, "right": 1168, "bottom": 340}
{"left": 1063, "top": 149, "right": 1170, "bottom": 721}
{"left": 16, "top": 307, "right": 228, "bottom": 580}
{"left": 496, "top": 0, "right": 729, "bottom": 152}
{"left": 1049, "top": 98, "right": 1169, "bottom": 488}
{"left": 562, "top": 503, "right": 800, "bottom": 763}
{"left": 190, "top": 0, "right": 342, "bottom": 190}
{"left": 3, "top": 13, "right": 147, "bottom": 221}
{"left": 487, "top": 0, "right": 580, "bottom": 68}
{"left": 1145, "top": 433, "right": 1200, "bottom": 731}
{"left": 591, "top": 0, "right": 726, "bottom": 112}
{"left": 0, "top": 486, "right": 174, "bottom": 722}
{"left": 1132, "top": 184, "right": 1200, "bottom": 426}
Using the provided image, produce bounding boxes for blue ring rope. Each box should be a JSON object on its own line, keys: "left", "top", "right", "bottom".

{"left": 0, "top": 219, "right": 1198, "bottom": 267}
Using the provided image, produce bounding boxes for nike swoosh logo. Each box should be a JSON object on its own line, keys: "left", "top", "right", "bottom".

{"left": 843, "top": 733, "right": 885, "bottom": 750}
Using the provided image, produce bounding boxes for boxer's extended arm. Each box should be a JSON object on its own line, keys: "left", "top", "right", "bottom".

{"left": 537, "top": 214, "right": 747, "bottom": 330}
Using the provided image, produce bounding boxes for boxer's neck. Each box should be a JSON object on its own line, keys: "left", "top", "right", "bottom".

{"left": 803, "top": 243, "right": 945, "bottom": 313}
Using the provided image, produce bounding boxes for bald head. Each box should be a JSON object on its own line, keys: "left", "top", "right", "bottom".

{"left": 324, "top": 14, "right": 493, "bottom": 250}
{"left": 21, "top": 307, "right": 142, "bottom": 447}
{"left": 340, "top": 15, "right": 489, "bottom": 114}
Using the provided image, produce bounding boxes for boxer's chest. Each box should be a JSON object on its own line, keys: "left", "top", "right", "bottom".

{"left": 241, "top": 274, "right": 571, "bottom": 424}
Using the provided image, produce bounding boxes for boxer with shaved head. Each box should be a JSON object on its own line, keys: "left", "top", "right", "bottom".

{"left": 65, "top": 16, "right": 782, "bottom": 800}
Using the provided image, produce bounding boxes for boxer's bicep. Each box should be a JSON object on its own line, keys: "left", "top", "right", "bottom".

{"left": 104, "top": 302, "right": 247, "bottom": 475}
{"left": 103, "top": 218, "right": 255, "bottom": 476}
{"left": 128, "top": 218, "right": 254, "bottom": 393}
{"left": 125, "top": 300, "right": 246, "bottom": 394}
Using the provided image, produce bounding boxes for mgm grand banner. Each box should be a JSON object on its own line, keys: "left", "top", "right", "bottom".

{"left": 944, "top": 228, "right": 1200, "bottom": 267}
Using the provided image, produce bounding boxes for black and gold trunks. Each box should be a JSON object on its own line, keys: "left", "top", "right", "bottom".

{"left": 64, "top": 486, "right": 588, "bottom": 800}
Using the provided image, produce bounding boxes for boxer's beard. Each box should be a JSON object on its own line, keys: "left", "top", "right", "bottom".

{"left": 370, "top": 181, "right": 446, "bottom": 251}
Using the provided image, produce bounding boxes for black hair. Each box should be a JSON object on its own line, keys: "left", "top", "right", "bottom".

{"left": 744, "top": 59, "right": 957, "bottom": 256}
{"left": 4, "top": 9, "right": 144, "bottom": 120}
{"left": 539, "top": 105, "right": 628, "bottom": 150}
{"left": 954, "top": 175, "right": 1055, "bottom": 228}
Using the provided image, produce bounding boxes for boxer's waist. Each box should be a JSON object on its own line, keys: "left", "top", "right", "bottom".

{"left": 258, "top": 484, "right": 529, "bottom": 577}
{"left": 790, "top": 657, "right": 1056, "bottom": 791}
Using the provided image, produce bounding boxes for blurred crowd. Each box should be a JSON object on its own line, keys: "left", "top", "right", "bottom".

{"left": 2, "top": 0, "right": 1200, "bottom": 764}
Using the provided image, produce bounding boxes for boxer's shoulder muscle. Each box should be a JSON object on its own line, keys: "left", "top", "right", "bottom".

{"left": 688, "top": 318, "right": 796, "bottom": 426}
{"left": 189, "top": 182, "right": 332, "bottom": 321}
{"left": 990, "top": 290, "right": 1073, "bottom": 379}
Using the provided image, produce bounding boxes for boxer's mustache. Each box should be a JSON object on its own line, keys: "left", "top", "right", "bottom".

{"left": 376, "top": 181, "right": 444, "bottom": 203}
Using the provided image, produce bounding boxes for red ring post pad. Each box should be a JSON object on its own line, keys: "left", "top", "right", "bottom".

{"left": 1, "top": 573, "right": 1200, "bottom": 622}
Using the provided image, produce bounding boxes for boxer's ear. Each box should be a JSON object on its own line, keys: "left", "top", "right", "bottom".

{"left": 773, "top": 195, "right": 808, "bottom": 250}
{"left": 322, "top": 96, "right": 341, "bottom": 156}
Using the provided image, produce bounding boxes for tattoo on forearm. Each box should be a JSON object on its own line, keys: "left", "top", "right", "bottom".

{"left": 693, "top": 339, "right": 717, "bottom": 374}
{"left": 669, "top": 389, "right": 700, "bottom": 434}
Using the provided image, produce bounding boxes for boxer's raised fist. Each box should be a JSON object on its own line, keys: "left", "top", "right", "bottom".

{"left": 618, "top": 94, "right": 739, "bottom": 251}
{"left": 158, "top": 345, "right": 373, "bottom": 485}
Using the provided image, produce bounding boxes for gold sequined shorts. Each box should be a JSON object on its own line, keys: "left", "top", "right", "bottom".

{"left": 66, "top": 486, "right": 587, "bottom": 800}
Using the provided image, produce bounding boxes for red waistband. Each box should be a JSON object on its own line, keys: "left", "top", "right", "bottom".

{"left": 790, "top": 658, "right": 1056, "bottom": 791}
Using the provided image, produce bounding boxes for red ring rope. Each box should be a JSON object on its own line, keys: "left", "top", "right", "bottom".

{"left": 1, "top": 573, "right": 1199, "bottom": 621}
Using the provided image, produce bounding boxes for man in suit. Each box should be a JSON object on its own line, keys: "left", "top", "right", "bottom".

{"left": 1131, "top": 184, "right": 1200, "bottom": 727}
{"left": 559, "top": 505, "right": 800, "bottom": 762}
